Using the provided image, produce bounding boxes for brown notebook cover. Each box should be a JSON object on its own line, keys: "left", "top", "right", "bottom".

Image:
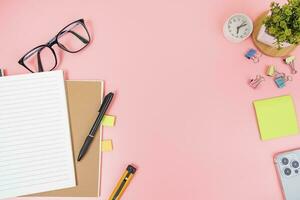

{"left": 28, "top": 80, "right": 104, "bottom": 197}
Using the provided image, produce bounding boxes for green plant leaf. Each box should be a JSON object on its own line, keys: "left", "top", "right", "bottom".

{"left": 269, "top": 26, "right": 277, "bottom": 34}
{"left": 284, "top": 7, "right": 293, "bottom": 15}
{"left": 285, "top": 28, "right": 292, "bottom": 35}
{"left": 272, "top": 15, "right": 281, "bottom": 22}
{"left": 264, "top": 0, "right": 300, "bottom": 47}
{"left": 278, "top": 34, "right": 286, "bottom": 42}
{"left": 280, "top": 21, "right": 287, "bottom": 28}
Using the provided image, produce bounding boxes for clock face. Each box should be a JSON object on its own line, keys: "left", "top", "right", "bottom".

{"left": 223, "top": 13, "right": 253, "bottom": 42}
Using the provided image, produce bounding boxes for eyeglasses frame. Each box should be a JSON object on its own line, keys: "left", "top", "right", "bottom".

{"left": 18, "top": 19, "right": 91, "bottom": 73}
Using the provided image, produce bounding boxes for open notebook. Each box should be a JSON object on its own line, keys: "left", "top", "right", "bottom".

{"left": 0, "top": 71, "right": 76, "bottom": 199}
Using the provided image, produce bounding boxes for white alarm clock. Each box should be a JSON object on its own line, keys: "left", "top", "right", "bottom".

{"left": 223, "top": 13, "right": 253, "bottom": 43}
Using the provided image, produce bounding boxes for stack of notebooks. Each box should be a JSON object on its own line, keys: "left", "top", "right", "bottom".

{"left": 0, "top": 71, "right": 103, "bottom": 199}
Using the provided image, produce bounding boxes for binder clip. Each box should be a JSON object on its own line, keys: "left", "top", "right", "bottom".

{"left": 245, "top": 49, "right": 262, "bottom": 63}
{"left": 266, "top": 66, "right": 292, "bottom": 88}
{"left": 249, "top": 75, "right": 265, "bottom": 89}
{"left": 284, "top": 56, "right": 297, "bottom": 74}
{"left": 266, "top": 65, "right": 280, "bottom": 77}
{"left": 274, "top": 73, "right": 292, "bottom": 88}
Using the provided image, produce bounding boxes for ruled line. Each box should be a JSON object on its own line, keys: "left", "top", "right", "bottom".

{"left": 0, "top": 104, "right": 61, "bottom": 115}
{"left": 0, "top": 109, "right": 62, "bottom": 120}
{"left": 0, "top": 174, "right": 68, "bottom": 188}
{"left": 0, "top": 78, "right": 58, "bottom": 87}
{"left": 0, "top": 99, "right": 60, "bottom": 111}
{"left": 0, "top": 118, "right": 62, "bottom": 130}
{"left": 0, "top": 90, "right": 59, "bottom": 100}
{"left": 0, "top": 163, "right": 68, "bottom": 177}
{"left": 0, "top": 145, "right": 67, "bottom": 161}
{"left": 0, "top": 170, "right": 69, "bottom": 183}
{"left": 0, "top": 156, "right": 69, "bottom": 170}
{"left": 0, "top": 178, "right": 69, "bottom": 192}
{"left": 0, "top": 113, "right": 62, "bottom": 125}
{"left": 0, "top": 114, "right": 61, "bottom": 127}
{"left": 0, "top": 129, "right": 64, "bottom": 141}
{"left": 0, "top": 119, "right": 62, "bottom": 132}
{"left": 0, "top": 138, "right": 65, "bottom": 153}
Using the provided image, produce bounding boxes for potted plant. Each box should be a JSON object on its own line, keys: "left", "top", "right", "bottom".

{"left": 257, "top": 0, "right": 300, "bottom": 49}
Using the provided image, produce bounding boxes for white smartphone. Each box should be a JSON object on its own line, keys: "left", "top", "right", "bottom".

{"left": 274, "top": 149, "right": 300, "bottom": 200}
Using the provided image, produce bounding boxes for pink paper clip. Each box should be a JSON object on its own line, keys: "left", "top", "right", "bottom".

{"left": 249, "top": 75, "right": 265, "bottom": 89}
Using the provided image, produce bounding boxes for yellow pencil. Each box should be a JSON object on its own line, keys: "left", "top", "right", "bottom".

{"left": 108, "top": 165, "right": 137, "bottom": 200}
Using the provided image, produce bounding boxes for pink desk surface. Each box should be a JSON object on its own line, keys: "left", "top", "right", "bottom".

{"left": 1, "top": 0, "right": 300, "bottom": 199}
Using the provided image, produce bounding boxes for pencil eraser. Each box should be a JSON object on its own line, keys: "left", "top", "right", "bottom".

{"left": 102, "top": 115, "right": 116, "bottom": 127}
{"left": 101, "top": 139, "right": 113, "bottom": 152}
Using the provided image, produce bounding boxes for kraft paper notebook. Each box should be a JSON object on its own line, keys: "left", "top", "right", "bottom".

{"left": 29, "top": 80, "right": 104, "bottom": 197}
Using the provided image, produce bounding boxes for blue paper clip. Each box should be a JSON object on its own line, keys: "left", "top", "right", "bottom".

{"left": 274, "top": 77, "right": 285, "bottom": 88}
{"left": 245, "top": 49, "right": 262, "bottom": 63}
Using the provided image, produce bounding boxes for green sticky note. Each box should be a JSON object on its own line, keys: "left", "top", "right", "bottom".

{"left": 254, "top": 95, "right": 299, "bottom": 140}
{"left": 101, "top": 115, "right": 116, "bottom": 127}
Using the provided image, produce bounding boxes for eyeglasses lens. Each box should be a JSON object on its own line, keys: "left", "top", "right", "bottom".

{"left": 23, "top": 46, "right": 56, "bottom": 72}
{"left": 57, "top": 21, "right": 90, "bottom": 52}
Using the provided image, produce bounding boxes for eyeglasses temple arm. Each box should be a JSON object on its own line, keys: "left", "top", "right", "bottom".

{"left": 37, "top": 51, "right": 44, "bottom": 72}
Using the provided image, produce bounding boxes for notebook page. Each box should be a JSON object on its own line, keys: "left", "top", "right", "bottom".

{"left": 0, "top": 71, "right": 75, "bottom": 199}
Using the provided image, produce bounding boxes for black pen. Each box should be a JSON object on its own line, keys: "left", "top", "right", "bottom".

{"left": 77, "top": 92, "right": 114, "bottom": 161}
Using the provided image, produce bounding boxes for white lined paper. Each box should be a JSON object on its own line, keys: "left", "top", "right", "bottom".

{"left": 0, "top": 71, "right": 75, "bottom": 199}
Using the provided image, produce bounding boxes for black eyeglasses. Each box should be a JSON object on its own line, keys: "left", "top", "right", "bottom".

{"left": 18, "top": 19, "right": 91, "bottom": 73}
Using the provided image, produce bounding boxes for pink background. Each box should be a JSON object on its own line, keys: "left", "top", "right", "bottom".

{"left": 1, "top": 0, "right": 300, "bottom": 199}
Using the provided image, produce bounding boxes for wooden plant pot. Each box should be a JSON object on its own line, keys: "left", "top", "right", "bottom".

{"left": 252, "top": 11, "right": 297, "bottom": 57}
